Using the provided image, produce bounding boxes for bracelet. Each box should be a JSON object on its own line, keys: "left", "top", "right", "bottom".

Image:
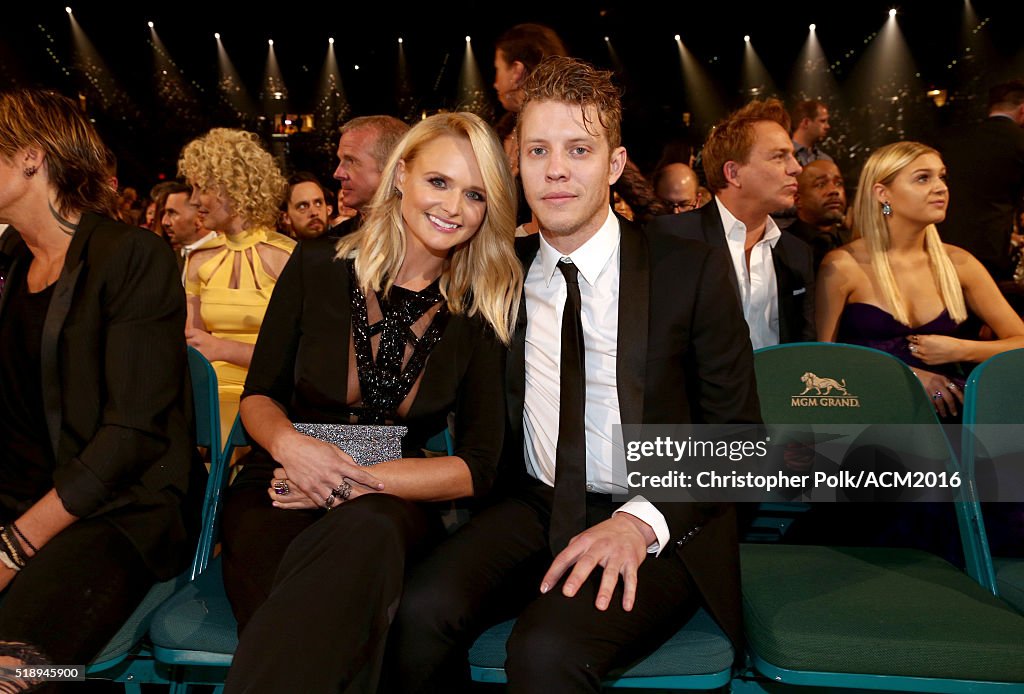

{"left": 0, "top": 547, "right": 20, "bottom": 572}
{"left": 0, "top": 526, "right": 26, "bottom": 569}
{"left": 10, "top": 522, "right": 38, "bottom": 555}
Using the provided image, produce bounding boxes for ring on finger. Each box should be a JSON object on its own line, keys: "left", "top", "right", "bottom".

{"left": 272, "top": 479, "right": 290, "bottom": 496}
{"left": 334, "top": 481, "right": 352, "bottom": 501}
{"left": 947, "top": 382, "right": 958, "bottom": 391}
{"left": 932, "top": 390, "right": 943, "bottom": 400}
{"left": 324, "top": 491, "right": 338, "bottom": 510}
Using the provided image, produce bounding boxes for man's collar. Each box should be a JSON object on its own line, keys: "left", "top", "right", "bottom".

{"left": 716, "top": 197, "right": 780, "bottom": 248}
{"left": 184, "top": 230, "right": 219, "bottom": 252}
{"left": 538, "top": 207, "right": 620, "bottom": 286}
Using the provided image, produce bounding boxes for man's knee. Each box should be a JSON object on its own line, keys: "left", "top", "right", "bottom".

{"left": 504, "top": 614, "right": 601, "bottom": 688}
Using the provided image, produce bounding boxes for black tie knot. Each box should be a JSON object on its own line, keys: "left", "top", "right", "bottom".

{"left": 557, "top": 258, "right": 579, "bottom": 286}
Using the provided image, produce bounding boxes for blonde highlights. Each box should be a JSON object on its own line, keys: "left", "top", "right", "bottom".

{"left": 0, "top": 89, "right": 117, "bottom": 218}
{"left": 178, "top": 128, "right": 287, "bottom": 229}
{"left": 853, "top": 141, "right": 967, "bottom": 326}
{"left": 335, "top": 112, "right": 522, "bottom": 345}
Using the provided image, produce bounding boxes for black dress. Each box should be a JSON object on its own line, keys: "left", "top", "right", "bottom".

{"left": 222, "top": 238, "right": 506, "bottom": 693}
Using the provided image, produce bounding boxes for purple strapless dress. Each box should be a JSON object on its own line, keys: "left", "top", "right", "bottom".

{"left": 836, "top": 303, "right": 972, "bottom": 389}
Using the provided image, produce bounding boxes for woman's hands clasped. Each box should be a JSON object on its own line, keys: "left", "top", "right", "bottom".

{"left": 268, "top": 431, "right": 383, "bottom": 510}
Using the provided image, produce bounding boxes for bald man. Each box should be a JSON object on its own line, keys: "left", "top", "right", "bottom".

{"left": 790, "top": 159, "right": 849, "bottom": 270}
{"left": 653, "top": 162, "right": 702, "bottom": 214}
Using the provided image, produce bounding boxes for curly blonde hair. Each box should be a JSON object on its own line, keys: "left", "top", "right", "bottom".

{"left": 335, "top": 112, "right": 522, "bottom": 345}
{"left": 178, "top": 128, "right": 287, "bottom": 228}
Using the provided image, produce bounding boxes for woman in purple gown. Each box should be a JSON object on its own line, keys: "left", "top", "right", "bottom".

{"left": 817, "top": 141, "right": 1024, "bottom": 420}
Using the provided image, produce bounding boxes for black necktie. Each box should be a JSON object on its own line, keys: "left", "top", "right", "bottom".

{"left": 549, "top": 258, "right": 587, "bottom": 553}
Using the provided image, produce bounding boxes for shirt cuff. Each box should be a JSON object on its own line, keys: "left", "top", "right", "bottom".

{"left": 614, "top": 496, "right": 670, "bottom": 557}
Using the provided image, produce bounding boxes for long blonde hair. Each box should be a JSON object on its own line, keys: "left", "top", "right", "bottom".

{"left": 335, "top": 112, "right": 522, "bottom": 345}
{"left": 853, "top": 141, "right": 966, "bottom": 326}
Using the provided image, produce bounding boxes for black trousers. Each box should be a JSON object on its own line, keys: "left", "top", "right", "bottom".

{"left": 386, "top": 484, "right": 698, "bottom": 694}
{"left": 222, "top": 484, "right": 445, "bottom": 694}
{"left": 0, "top": 517, "right": 154, "bottom": 693}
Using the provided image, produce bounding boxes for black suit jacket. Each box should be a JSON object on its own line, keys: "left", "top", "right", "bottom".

{"left": 504, "top": 219, "right": 761, "bottom": 650}
{"left": 647, "top": 202, "right": 816, "bottom": 344}
{"left": 938, "top": 115, "right": 1024, "bottom": 280}
{"left": 0, "top": 215, "right": 204, "bottom": 580}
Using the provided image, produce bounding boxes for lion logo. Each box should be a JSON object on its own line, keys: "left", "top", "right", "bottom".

{"left": 799, "top": 372, "right": 848, "bottom": 396}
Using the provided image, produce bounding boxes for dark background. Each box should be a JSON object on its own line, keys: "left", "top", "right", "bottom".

{"left": 1, "top": 1, "right": 1022, "bottom": 194}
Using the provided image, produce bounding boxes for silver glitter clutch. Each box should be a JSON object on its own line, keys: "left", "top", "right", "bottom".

{"left": 292, "top": 423, "right": 407, "bottom": 466}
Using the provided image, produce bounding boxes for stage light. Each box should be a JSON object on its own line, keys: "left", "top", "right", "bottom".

{"left": 329, "top": 37, "right": 334, "bottom": 44}
{"left": 889, "top": 8, "right": 897, "bottom": 17}
{"left": 65, "top": 6, "right": 71, "bottom": 13}
{"left": 214, "top": 32, "right": 220, "bottom": 39}
{"left": 398, "top": 38, "right": 403, "bottom": 44}
{"left": 809, "top": 23, "right": 816, "bottom": 31}
{"left": 268, "top": 39, "right": 274, "bottom": 46}
{"left": 465, "top": 36, "right": 471, "bottom": 42}
{"left": 354, "top": 64, "right": 359, "bottom": 70}
{"left": 674, "top": 34, "right": 680, "bottom": 41}
{"left": 604, "top": 36, "right": 610, "bottom": 42}
{"left": 744, "top": 35, "right": 751, "bottom": 42}
{"left": 147, "top": 21, "right": 154, "bottom": 28}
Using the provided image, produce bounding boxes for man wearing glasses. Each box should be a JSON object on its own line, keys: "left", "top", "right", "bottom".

{"left": 653, "top": 162, "right": 702, "bottom": 214}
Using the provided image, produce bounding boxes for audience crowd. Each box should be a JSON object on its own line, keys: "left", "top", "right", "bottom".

{"left": 1, "top": 20, "right": 1024, "bottom": 694}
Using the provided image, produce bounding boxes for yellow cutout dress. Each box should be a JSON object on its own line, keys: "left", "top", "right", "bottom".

{"left": 185, "top": 227, "right": 296, "bottom": 440}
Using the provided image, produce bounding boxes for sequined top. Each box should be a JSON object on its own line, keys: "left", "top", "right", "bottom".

{"left": 347, "top": 261, "right": 450, "bottom": 424}
{"left": 241, "top": 238, "right": 505, "bottom": 494}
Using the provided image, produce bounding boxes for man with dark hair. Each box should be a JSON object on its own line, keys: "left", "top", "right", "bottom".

{"left": 390, "top": 56, "right": 758, "bottom": 692}
{"left": 790, "top": 99, "right": 832, "bottom": 166}
{"left": 329, "top": 115, "right": 410, "bottom": 237}
{"left": 649, "top": 98, "right": 815, "bottom": 347}
{"left": 161, "top": 181, "right": 218, "bottom": 278}
{"left": 280, "top": 172, "right": 331, "bottom": 240}
{"left": 791, "top": 159, "right": 849, "bottom": 271}
{"left": 938, "top": 79, "right": 1024, "bottom": 281}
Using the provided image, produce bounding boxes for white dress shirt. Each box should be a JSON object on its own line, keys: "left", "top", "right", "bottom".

{"left": 180, "top": 231, "right": 220, "bottom": 284}
{"left": 523, "top": 208, "right": 669, "bottom": 555}
{"left": 716, "top": 197, "right": 781, "bottom": 350}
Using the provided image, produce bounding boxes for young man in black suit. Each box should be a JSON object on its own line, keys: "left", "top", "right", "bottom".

{"left": 648, "top": 99, "right": 816, "bottom": 347}
{"left": 388, "top": 56, "right": 760, "bottom": 693}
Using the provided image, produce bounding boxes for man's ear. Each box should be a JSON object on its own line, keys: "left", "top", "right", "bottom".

{"left": 723, "top": 160, "right": 741, "bottom": 187}
{"left": 23, "top": 147, "right": 44, "bottom": 171}
{"left": 607, "top": 146, "right": 628, "bottom": 185}
{"left": 511, "top": 60, "right": 527, "bottom": 87}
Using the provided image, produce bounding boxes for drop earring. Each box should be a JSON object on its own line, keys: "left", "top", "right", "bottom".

{"left": 881, "top": 201, "right": 892, "bottom": 216}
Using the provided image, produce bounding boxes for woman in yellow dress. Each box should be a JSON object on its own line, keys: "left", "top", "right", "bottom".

{"left": 178, "top": 129, "right": 295, "bottom": 439}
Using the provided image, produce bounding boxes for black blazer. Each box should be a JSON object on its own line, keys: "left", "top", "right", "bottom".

{"left": 504, "top": 219, "right": 761, "bottom": 650}
{"left": 938, "top": 115, "right": 1024, "bottom": 280}
{"left": 241, "top": 237, "right": 507, "bottom": 496}
{"left": 0, "top": 215, "right": 204, "bottom": 580}
{"left": 647, "top": 202, "right": 816, "bottom": 344}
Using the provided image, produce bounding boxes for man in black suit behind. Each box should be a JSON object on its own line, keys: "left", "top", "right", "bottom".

{"left": 389, "top": 57, "right": 760, "bottom": 692}
{"left": 938, "top": 79, "right": 1024, "bottom": 282}
{"left": 648, "top": 99, "right": 815, "bottom": 347}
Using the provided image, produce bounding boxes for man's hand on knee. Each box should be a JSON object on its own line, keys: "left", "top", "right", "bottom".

{"left": 540, "top": 513, "right": 655, "bottom": 612}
